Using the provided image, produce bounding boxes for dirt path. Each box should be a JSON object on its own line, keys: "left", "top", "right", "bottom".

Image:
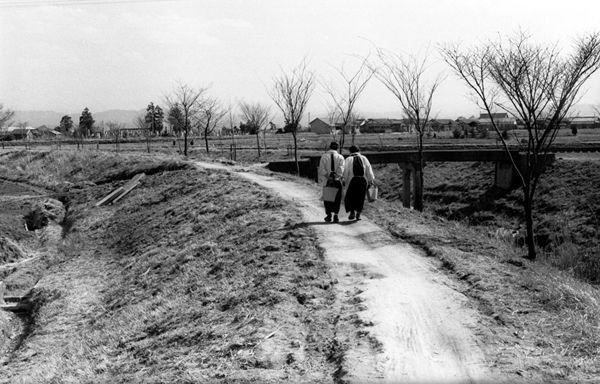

{"left": 196, "top": 161, "right": 493, "bottom": 383}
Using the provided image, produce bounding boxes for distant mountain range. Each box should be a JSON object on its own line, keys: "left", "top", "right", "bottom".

{"left": 12, "top": 109, "right": 144, "bottom": 128}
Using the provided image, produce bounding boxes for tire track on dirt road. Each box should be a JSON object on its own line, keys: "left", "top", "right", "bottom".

{"left": 196, "top": 161, "right": 494, "bottom": 383}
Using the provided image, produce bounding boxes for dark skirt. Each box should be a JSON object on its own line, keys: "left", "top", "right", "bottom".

{"left": 345, "top": 176, "right": 368, "bottom": 213}
{"left": 324, "top": 179, "right": 343, "bottom": 214}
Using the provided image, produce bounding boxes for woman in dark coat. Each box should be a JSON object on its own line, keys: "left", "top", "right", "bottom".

{"left": 342, "top": 145, "right": 375, "bottom": 220}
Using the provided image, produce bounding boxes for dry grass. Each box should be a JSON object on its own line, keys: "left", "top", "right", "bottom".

{"left": 375, "top": 160, "right": 600, "bottom": 284}
{"left": 0, "top": 150, "right": 340, "bottom": 383}
{"left": 366, "top": 198, "right": 600, "bottom": 382}
{"left": 0, "top": 149, "right": 188, "bottom": 190}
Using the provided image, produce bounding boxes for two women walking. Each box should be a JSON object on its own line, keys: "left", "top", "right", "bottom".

{"left": 343, "top": 145, "right": 375, "bottom": 221}
{"left": 318, "top": 143, "right": 375, "bottom": 223}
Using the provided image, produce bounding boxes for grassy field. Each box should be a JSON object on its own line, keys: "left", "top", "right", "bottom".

{"left": 0, "top": 150, "right": 342, "bottom": 382}
{"left": 2, "top": 127, "right": 599, "bottom": 160}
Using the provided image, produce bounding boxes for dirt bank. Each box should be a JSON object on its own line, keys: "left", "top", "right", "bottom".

{"left": 0, "top": 151, "right": 343, "bottom": 383}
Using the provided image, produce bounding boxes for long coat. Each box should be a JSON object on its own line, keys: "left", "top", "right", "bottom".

{"left": 342, "top": 153, "right": 375, "bottom": 193}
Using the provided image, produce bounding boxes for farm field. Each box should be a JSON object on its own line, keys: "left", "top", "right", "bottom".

{"left": 2, "top": 128, "right": 600, "bottom": 159}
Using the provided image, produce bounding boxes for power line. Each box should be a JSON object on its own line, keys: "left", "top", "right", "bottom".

{"left": 0, "top": 0, "right": 184, "bottom": 8}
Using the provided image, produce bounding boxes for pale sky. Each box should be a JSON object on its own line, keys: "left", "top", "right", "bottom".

{"left": 2, "top": 0, "right": 600, "bottom": 120}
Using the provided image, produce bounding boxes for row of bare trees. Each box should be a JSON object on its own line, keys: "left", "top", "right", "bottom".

{"left": 263, "top": 31, "right": 600, "bottom": 261}
{"left": 163, "top": 85, "right": 225, "bottom": 156}
{"left": 162, "top": 84, "right": 276, "bottom": 157}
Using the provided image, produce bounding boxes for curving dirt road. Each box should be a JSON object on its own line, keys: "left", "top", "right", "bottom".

{"left": 197, "top": 161, "right": 492, "bottom": 383}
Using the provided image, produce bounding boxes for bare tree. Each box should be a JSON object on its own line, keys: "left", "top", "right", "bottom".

{"left": 198, "top": 97, "right": 227, "bottom": 153}
{"left": 374, "top": 48, "right": 442, "bottom": 211}
{"left": 323, "top": 56, "right": 375, "bottom": 150}
{"left": 262, "top": 118, "right": 274, "bottom": 154}
{"left": 106, "top": 121, "right": 124, "bottom": 138}
{"left": 0, "top": 104, "right": 15, "bottom": 130}
{"left": 442, "top": 31, "right": 600, "bottom": 260}
{"left": 165, "top": 83, "right": 207, "bottom": 156}
{"left": 270, "top": 59, "right": 316, "bottom": 175}
{"left": 348, "top": 111, "right": 363, "bottom": 145}
{"left": 325, "top": 104, "right": 341, "bottom": 143}
{"left": 134, "top": 114, "right": 147, "bottom": 130}
{"left": 239, "top": 101, "right": 270, "bottom": 160}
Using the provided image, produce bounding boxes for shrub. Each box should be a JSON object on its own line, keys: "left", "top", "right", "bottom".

{"left": 477, "top": 126, "right": 489, "bottom": 138}
{"left": 452, "top": 127, "right": 462, "bottom": 139}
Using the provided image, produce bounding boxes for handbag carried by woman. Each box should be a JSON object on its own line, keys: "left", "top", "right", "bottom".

{"left": 321, "top": 153, "right": 340, "bottom": 202}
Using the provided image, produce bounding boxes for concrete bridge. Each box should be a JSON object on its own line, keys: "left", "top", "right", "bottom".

{"left": 268, "top": 149, "right": 555, "bottom": 209}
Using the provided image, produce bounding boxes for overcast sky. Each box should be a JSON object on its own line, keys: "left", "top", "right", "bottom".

{"left": 2, "top": 0, "right": 600, "bottom": 120}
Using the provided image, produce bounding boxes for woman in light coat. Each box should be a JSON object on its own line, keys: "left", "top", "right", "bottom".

{"left": 342, "top": 145, "right": 375, "bottom": 220}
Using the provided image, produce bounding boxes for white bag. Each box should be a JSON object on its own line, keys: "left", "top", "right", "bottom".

{"left": 321, "top": 185, "right": 339, "bottom": 202}
{"left": 367, "top": 185, "right": 378, "bottom": 202}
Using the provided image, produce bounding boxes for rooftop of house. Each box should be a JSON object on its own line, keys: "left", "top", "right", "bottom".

{"left": 4, "top": 126, "right": 35, "bottom": 132}
{"left": 430, "top": 119, "right": 456, "bottom": 124}
{"left": 479, "top": 112, "right": 510, "bottom": 119}
{"left": 568, "top": 116, "right": 599, "bottom": 123}
{"left": 361, "top": 118, "right": 407, "bottom": 125}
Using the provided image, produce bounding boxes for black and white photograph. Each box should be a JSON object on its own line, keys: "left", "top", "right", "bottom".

{"left": 1, "top": 0, "right": 600, "bottom": 382}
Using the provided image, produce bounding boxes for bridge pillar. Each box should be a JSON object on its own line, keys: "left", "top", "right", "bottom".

{"left": 495, "top": 161, "right": 514, "bottom": 189}
{"left": 398, "top": 162, "right": 415, "bottom": 208}
{"left": 413, "top": 167, "right": 422, "bottom": 209}
{"left": 308, "top": 157, "right": 320, "bottom": 182}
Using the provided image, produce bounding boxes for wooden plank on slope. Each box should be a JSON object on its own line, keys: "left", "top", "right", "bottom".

{"left": 111, "top": 173, "right": 145, "bottom": 204}
{"left": 95, "top": 186, "right": 124, "bottom": 207}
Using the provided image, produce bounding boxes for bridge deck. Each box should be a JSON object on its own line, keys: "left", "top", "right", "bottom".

{"left": 304, "top": 149, "right": 555, "bottom": 165}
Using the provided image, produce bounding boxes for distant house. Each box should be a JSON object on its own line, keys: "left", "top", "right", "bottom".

{"left": 309, "top": 118, "right": 360, "bottom": 135}
{"left": 567, "top": 116, "right": 600, "bottom": 129}
{"left": 428, "top": 119, "right": 457, "bottom": 132}
{"left": 31, "top": 125, "right": 61, "bottom": 139}
{"left": 4, "top": 126, "right": 36, "bottom": 140}
{"left": 456, "top": 117, "right": 479, "bottom": 128}
{"left": 478, "top": 112, "right": 516, "bottom": 130}
{"left": 309, "top": 118, "right": 335, "bottom": 134}
{"left": 360, "top": 118, "right": 408, "bottom": 133}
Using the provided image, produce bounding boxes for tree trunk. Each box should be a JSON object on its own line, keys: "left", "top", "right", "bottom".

{"left": 184, "top": 129, "right": 188, "bottom": 156}
{"left": 523, "top": 193, "right": 537, "bottom": 260}
{"left": 204, "top": 130, "right": 210, "bottom": 153}
{"left": 256, "top": 133, "right": 261, "bottom": 160}
{"left": 263, "top": 131, "right": 267, "bottom": 154}
{"left": 292, "top": 132, "right": 299, "bottom": 175}
{"left": 414, "top": 133, "right": 424, "bottom": 211}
